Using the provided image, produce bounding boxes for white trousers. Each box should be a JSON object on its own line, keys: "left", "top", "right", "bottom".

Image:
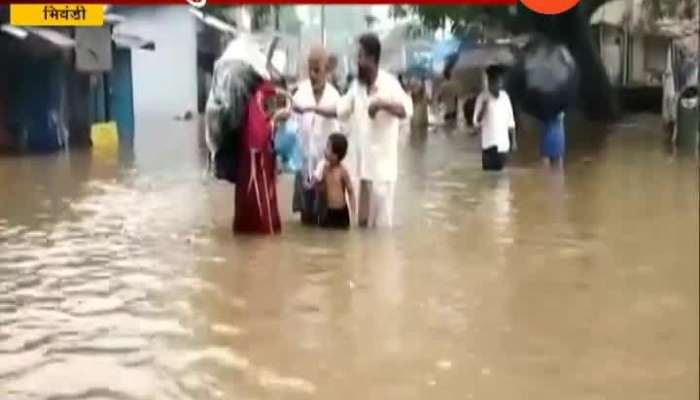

{"left": 360, "top": 180, "right": 395, "bottom": 228}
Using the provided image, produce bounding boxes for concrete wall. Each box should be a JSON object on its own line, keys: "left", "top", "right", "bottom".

{"left": 599, "top": 27, "right": 624, "bottom": 85}
{"left": 630, "top": 35, "right": 646, "bottom": 84}
{"left": 644, "top": 36, "right": 669, "bottom": 77}
{"left": 115, "top": 7, "right": 198, "bottom": 117}
{"left": 629, "top": 35, "right": 670, "bottom": 85}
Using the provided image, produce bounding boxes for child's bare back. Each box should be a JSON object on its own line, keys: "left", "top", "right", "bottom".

{"left": 313, "top": 133, "right": 355, "bottom": 229}
{"left": 322, "top": 163, "right": 351, "bottom": 210}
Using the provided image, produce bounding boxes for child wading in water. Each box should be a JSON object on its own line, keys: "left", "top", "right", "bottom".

{"left": 313, "top": 133, "right": 356, "bottom": 229}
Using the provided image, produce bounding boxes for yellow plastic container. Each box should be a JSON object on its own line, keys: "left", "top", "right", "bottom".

{"left": 90, "top": 121, "right": 119, "bottom": 162}
{"left": 90, "top": 121, "right": 119, "bottom": 164}
{"left": 91, "top": 121, "right": 119, "bottom": 149}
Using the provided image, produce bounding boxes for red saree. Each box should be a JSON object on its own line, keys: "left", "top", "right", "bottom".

{"left": 233, "top": 82, "right": 281, "bottom": 235}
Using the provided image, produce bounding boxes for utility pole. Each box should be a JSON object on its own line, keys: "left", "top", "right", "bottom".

{"left": 274, "top": 5, "right": 280, "bottom": 31}
{"left": 321, "top": 5, "right": 326, "bottom": 46}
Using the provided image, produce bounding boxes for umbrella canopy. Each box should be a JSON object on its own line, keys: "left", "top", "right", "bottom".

{"left": 454, "top": 45, "right": 517, "bottom": 71}
{"left": 218, "top": 35, "right": 270, "bottom": 80}
{"left": 432, "top": 38, "right": 461, "bottom": 61}
{"left": 507, "top": 37, "right": 578, "bottom": 121}
{"left": 451, "top": 44, "right": 517, "bottom": 93}
{"left": 405, "top": 64, "right": 430, "bottom": 80}
{"left": 432, "top": 38, "right": 462, "bottom": 76}
{"left": 382, "top": 36, "right": 434, "bottom": 75}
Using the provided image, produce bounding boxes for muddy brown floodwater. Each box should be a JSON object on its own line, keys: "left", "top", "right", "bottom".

{"left": 0, "top": 114, "right": 697, "bottom": 400}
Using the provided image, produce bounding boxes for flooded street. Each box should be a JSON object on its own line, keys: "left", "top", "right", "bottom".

{"left": 0, "top": 114, "right": 697, "bottom": 400}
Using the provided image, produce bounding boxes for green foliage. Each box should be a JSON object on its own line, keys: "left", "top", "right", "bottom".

{"left": 389, "top": 5, "right": 518, "bottom": 35}
{"left": 392, "top": 3, "right": 623, "bottom": 121}
{"left": 394, "top": 0, "right": 698, "bottom": 36}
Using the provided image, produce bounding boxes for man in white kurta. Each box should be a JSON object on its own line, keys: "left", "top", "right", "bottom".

{"left": 291, "top": 47, "right": 341, "bottom": 225}
{"left": 305, "top": 34, "right": 412, "bottom": 228}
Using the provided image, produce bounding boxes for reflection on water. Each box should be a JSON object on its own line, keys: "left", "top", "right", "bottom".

{"left": 0, "top": 114, "right": 697, "bottom": 399}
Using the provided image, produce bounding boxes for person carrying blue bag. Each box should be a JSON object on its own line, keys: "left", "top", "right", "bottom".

{"left": 541, "top": 112, "right": 566, "bottom": 170}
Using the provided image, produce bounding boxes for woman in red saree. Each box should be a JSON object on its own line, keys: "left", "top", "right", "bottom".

{"left": 233, "top": 81, "right": 285, "bottom": 234}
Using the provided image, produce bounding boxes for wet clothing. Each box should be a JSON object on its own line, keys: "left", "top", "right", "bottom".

{"left": 437, "top": 80, "right": 460, "bottom": 122}
{"left": 293, "top": 80, "right": 341, "bottom": 176}
{"left": 337, "top": 70, "right": 412, "bottom": 229}
{"left": 356, "top": 180, "right": 395, "bottom": 228}
{"left": 662, "top": 47, "right": 678, "bottom": 125}
{"left": 321, "top": 206, "right": 350, "bottom": 229}
{"left": 338, "top": 70, "right": 413, "bottom": 184}
{"left": 463, "top": 96, "right": 477, "bottom": 127}
{"left": 314, "top": 159, "right": 352, "bottom": 228}
{"left": 292, "top": 171, "right": 321, "bottom": 225}
{"left": 410, "top": 85, "right": 429, "bottom": 130}
{"left": 473, "top": 90, "right": 516, "bottom": 153}
{"left": 293, "top": 173, "right": 323, "bottom": 225}
{"left": 482, "top": 146, "right": 507, "bottom": 171}
{"left": 541, "top": 113, "right": 566, "bottom": 160}
{"left": 233, "top": 82, "right": 281, "bottom": 235}
{"left": 367, "top": 181, "right": 395, "bottom": 228}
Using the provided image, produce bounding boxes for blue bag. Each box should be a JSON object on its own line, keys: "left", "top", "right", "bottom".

{"left": 274, "top": 119, "right": 302, "bottom": 173}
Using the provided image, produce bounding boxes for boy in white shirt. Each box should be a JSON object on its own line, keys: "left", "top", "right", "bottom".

{"left": 473, "top": 65, "right": 517, "bottom": 171}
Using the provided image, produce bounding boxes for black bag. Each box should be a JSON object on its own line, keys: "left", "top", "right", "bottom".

{"left": 205, "top": 59, "right": 262, "bottom": 183}
{"left": 213, "top": 145, "right": 239, "bottom": 183}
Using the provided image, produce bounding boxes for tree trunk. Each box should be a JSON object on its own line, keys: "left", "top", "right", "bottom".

{"left": 521, "top": 3, "right": 620, "bottom": 121}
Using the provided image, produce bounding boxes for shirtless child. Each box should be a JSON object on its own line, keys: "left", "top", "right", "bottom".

{"left": 313, "top": 133, "right": 356, "bottom": 229}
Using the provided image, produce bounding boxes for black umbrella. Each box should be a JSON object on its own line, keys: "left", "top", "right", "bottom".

{"left": 507, "top": 37, "right": 578, "bottom": 121}
{"left": 453, "top": 43, "right": 518, "bottom": 93}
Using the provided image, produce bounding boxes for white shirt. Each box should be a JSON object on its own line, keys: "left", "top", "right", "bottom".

{"left": 337, "top": 70, "right": 413, "bottom": 183}
{"left": 292, "top": 80, "right": 341, "bottom": 180}
{"left": 473, "top": 90, "right": 515, "bottom": 152}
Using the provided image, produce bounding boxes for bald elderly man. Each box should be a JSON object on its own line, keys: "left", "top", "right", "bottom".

{"left": 291, "top": 46, "right": 343, "bottom": 225}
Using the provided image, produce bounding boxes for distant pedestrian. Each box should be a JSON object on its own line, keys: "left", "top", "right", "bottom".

{"left": 662, "top": 66, "right": 677, "bottom": 143}
{"left": 436, "top": 71, "right": 459, "bottom": 124}
{"left": 473, "top": 65, "right": 516, "bottom": 171}
{"left": 541, "top": 112, "right": 566, "bottom": 169}
{"left": 410, "top": 77, "right": 429, "bottom": 135}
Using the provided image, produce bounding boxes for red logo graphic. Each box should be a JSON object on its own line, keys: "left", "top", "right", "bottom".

{"left": 520, "top": 0, "right": 580, "bottom": 14}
